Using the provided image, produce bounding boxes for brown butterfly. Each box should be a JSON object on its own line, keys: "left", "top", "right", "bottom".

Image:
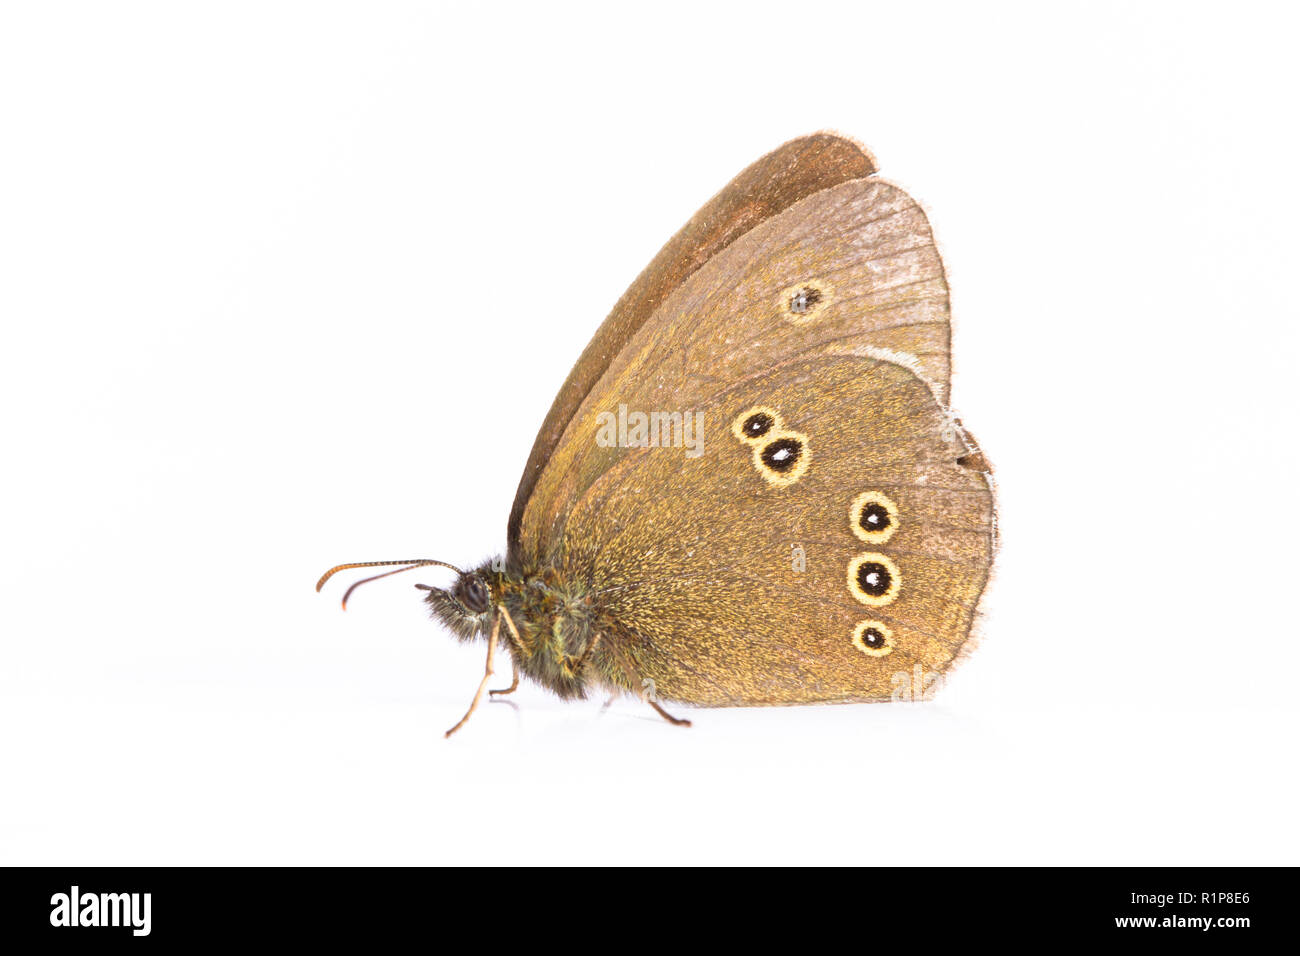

{"left": 318, "top": 132, "right": 996, "bottom": 736}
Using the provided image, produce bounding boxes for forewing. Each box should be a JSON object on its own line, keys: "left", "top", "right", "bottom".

{"left": 507, "top": 133, "right": 878, "bottom": 555}
{"left": 516, "top": 176, "right": 953, "bottom": 566}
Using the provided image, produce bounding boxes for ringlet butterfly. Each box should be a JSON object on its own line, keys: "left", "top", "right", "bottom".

{"left": 318, "top": 133, "right": 996, "bottom": 736}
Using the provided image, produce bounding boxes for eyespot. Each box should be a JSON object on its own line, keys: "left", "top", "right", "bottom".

{"left": 780, "top": 280, "right": 831, "bottom": 323}
{"left": 742, "top": 412, "right": 775, "bottom": 440}
{"left": 850, "top": 491, "right": 899, "bottom": 544}
{"left": 956, "top": 451, "right": 989, "bottom": 472}
{"left": 790, "top": 286, "right": 821, "bottom": 313}
{"left": 846, "top": 553, "right": 901, "bottom": 606}
{"left": 458, "top": 575, "right": 491, "bottom": 614}
{"left": 761, "top": 437, "right": 801, "bottom": 471}
{"left": 753, "top": 429, "right": 810, "bottom": 487}
{"left": 852, "top": 621, "right": 894, "bottom": 657}
{"left": 731, "top": 405, "right": 783, "bottom": 444}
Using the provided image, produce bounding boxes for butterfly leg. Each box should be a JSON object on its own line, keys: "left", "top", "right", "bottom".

{"left": 444, "top": 608, "right": 501, "bottom": 738}
{"left": 490, "top": 659, "right": 520, "bottom": 697}
{"left": 647, "top": 698, "right": 692, "bottom": 728}
{"left": 498, "top": 603, "right": 525, "bottom": 649}
{"left": 607, "top": 643, "right": 691, "bottom": 728}
{"left": 568, "top": 632, "right": 602, "bottom": 676}
{"left": 489, "top": 604, "right": 526, "bottom": 695}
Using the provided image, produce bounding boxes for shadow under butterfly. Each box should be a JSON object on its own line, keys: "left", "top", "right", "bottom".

{"left": 318, "top": 132, "right": 997, "bottom": 736}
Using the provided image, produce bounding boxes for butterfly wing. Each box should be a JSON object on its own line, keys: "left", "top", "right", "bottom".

{"left": 515, "top": 175, "right": 956, "bottom": 566}
{"left": 507, "top": 133, "right": 878, "bottom": 555}
{"left": 556, "top": 353, "right": 992, "bottom": 705}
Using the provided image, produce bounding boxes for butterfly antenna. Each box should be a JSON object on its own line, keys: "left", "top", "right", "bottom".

{"left": 316, "top": 559, "right": 464, "bottom": 610}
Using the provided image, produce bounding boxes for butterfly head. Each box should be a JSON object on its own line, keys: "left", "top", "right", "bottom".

{"left": 315, "top": 557, "right": 503, "bottom": 642}
{"left": 418, "top": 561, "right": 500, "bottom": 642}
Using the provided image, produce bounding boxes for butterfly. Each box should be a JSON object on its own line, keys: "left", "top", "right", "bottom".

{"left": 318, "top": 132, "right": 996, "bottom": 736}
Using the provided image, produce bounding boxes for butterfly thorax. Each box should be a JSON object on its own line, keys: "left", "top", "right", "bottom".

{"left": 424, "top": 558, "right": 628, "bottom": 701}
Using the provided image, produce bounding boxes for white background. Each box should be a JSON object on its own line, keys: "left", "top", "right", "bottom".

{"left": 2, "top": 2, "right": 1297, "bottom": 865}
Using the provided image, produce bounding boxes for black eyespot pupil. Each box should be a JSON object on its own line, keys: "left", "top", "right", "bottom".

{"left": 789, "top": 286, "right": 822, "bottom": 314}
{"left": 857, "top": 562, "right": 891, "bottom": 596}
{"left": 743, "top": 413, "right": 774, "bottom": 437}
{"left": 860, "top": 503, "right": 891, "bottom": 531}
{"left": 862, "top": 628, "right": 885, "bottom": 648}
{"left": 761, "top": 437, "right": 802, "bottom": 472}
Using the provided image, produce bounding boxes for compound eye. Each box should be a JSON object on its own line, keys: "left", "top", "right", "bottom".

{"left": 461, "top": 575, "right": 490, "bottom": 613}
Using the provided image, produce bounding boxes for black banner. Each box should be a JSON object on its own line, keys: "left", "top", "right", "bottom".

{"left": 0, "top": 867, "right": 1280, "bottom": 944}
